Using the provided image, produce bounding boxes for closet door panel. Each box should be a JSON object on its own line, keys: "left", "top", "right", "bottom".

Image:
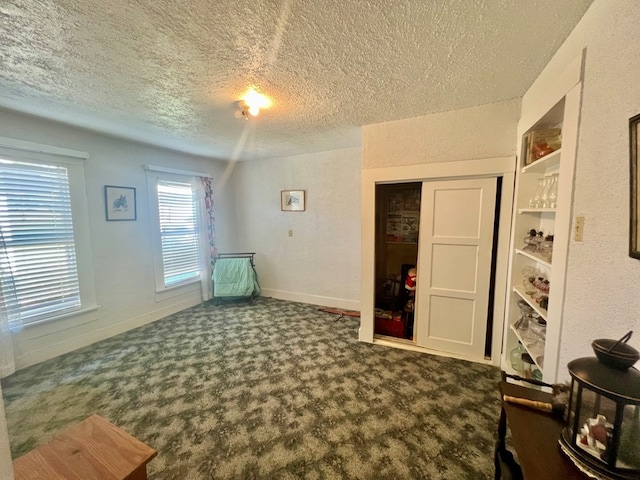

{"left": 431, "top": 244, "right": 478, "bottom": 292}
{"left": 416, "top": 178, "right": 496, "bottom": 360}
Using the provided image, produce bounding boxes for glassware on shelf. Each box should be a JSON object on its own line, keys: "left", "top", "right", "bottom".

{"left": 510, "top": 342, "right": 526, "bottom": 374}
{"left": 532, "top": 231, "right": 545, "bottom": 250}
{"left": 522, "top": 229, "right": 538, "bottom": 251}
{"left": 527, "top": 316, "right": 547, "bottom": 341}
{"left": 533, "top": 276, "right": 550, "bottom": 294}
{"left": 521, "top": 352, "right": 536, "bottom": 379}
{"left": 521, "top": 265, "right": 542, "bottom": 278}
{"left": 540, "top": 175, "right": 553, "bottom": 208}
{"left": 547, "top": 174, "right": 559, "bottom": 208}
{"left": 523, "top": 278, "right": 538, "bottom": 295}
{"left": 539, "top": 234, "right": 554, "bottom": 262}
{"left": 529, "top": 177, "right": 545, "bottom": 208}
{"left": 514, "top": 300, "right": 534, "bottom": 331}
{"left": 518, "top": 299, "right": 534, "bottom": 316}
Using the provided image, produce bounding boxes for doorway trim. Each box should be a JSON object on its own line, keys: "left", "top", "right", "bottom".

{"left": 360, "top": 156, "right": 516, "bottom": 366}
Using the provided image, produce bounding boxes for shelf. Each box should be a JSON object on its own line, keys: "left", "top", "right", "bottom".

{"left": 518, "top": 208, "right": 556, "bottom": 214}
{"left": 510, "top": 324, "right": 544, "bottom": 370}
{"left": 515, "top": 249, "right": 552, "bottom": 268}
{"left": 513, "top": 285, "right": 548, "bottom": 320}
{"left": 503, "top": 80, "right": 581, "bottom": 383}
{"left": 522, "top": 149, "right": 561, "bottom": 173}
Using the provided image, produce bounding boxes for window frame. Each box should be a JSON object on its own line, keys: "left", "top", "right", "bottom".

{"left": 0, "top": 144, "right": 98, "bottom": 326}
{"left": 147, "top": 172, "right": 204, "bottom": 296}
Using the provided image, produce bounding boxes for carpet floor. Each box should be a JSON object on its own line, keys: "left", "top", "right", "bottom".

{"left": 2, "top": 297, "right": 502, "bottom": 479}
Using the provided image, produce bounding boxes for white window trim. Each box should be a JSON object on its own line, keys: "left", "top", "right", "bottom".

{"left": 0, "top": 136, "right": 89, "bottom": 159}
{"left": 22, "top": 305, "right": 100, "bottom": 328}
{"left": 0, "top": 143, "right": 99, "bottom": 325}
{"left": 146, "top": 171, "right": 205, "bottom": 300}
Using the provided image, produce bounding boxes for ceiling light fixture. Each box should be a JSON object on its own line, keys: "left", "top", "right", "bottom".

{"left": 238, "top": 87, "right": 271, "bottom": 119}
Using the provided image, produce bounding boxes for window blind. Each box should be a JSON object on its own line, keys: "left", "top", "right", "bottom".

{"left": 157, "top": 180, "right": 200, "bottom": 287}
{"left": 0, "top": 159, "right": 81, "bottom": 322}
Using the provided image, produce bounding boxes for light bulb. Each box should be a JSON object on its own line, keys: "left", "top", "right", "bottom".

{"left": 240, "top": 87, "right": 271, "bottom": 117}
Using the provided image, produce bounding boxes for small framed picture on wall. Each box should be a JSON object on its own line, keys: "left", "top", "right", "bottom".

{"left": 281, "top": 190, "right": 305, "bottom": 211}
{"left": 105, "top": 185, "right": 137, "bottom": 221}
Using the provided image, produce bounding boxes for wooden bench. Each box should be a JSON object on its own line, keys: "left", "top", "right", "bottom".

{"left": 13, "top": 414, "right": 157, "bottom": 480}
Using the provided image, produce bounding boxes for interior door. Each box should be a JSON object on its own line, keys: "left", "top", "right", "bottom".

{"left": 415, "top": 178, "right": 497, "bottom": 360}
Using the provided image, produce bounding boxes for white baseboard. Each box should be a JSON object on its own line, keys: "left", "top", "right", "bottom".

{"left": 15, "top": 292, "right": 202, "bottom": 370}
{"left": 260, "top": 289, "right": 361, "bottom": 312}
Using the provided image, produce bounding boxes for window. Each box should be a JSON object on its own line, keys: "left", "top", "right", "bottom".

{"left": 156, "top": 179, "right": 200, "bottom": 288}
{"left": 0, "top": 159, "right": 81, "bottom": 322}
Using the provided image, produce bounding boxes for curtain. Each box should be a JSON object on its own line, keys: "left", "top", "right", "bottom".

{"left": 0, "top": 227, "right": 22, "bottom": 378}
{"left": 199, "top": 176, "right": 217, "bottom": 301}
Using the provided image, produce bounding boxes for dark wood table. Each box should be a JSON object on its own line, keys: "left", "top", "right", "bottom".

{"left": 497, "top": 380, "right": 589, "bottom": 480}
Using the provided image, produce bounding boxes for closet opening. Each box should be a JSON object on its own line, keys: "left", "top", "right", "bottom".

{"left": 373, "top": 182, "right": 421, "bottom": 341}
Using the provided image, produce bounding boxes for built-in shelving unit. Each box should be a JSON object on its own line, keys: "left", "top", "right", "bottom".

{"left": 502, "top": 78, "right": 583, "bottom": 383}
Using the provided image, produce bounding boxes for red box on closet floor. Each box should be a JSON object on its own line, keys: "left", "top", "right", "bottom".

{"left": 374, "top": 315, "right": 405, "bottom": 338}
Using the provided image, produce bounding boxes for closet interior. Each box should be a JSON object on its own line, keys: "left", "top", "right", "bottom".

{"left": 374, "top": 182, "right": 421, "bottom": 340}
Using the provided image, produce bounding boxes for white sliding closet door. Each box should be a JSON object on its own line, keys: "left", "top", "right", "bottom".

{"left": 415, "top": 178, "right": 497, "bottom": 360}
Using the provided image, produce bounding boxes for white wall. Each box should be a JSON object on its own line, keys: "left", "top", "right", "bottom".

{"left": 363, "top": 99, "right": 520, "bottom": 168}
{"left": 228, "top": 147, "right": 361, "bottom": 310}
{"left": 0, "top": 108, "right": 233, "bottom": 369}
{"left": 522, "top": 0, "right": 640, "bottom": 379}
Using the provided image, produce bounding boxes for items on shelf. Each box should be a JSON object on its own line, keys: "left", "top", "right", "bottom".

{"left": 509, "top": 341, "right": 543, "bottom": 379}
{"left": 520, "top": 266, "right": 550, "bottom": 310}
{"left": 523, "top": 128, "right": 562, "bottom": 165}
{"left": 513, "top": 300, "right": 546, "bottom": 365}
{"left": 522, "top": 229, "right": 554, "bottom": 262}
{"left": 528, "top": 174, "right": 559, "bottom": 209}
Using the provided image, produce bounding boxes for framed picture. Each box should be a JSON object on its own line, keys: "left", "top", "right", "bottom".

{"left": 281, "top": 190, "right": 305, "bottom": 211}
{"left": 630, "top": 113, "right": 640, "bottom": 258}
{"left": 105, "top": 185, "right": 137, "bottom": 221}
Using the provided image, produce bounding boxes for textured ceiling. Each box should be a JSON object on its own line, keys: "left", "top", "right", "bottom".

{"left": 0, "top": 0, "right": 593, "bottom": 161}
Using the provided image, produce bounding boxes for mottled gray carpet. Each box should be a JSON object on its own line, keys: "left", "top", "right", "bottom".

{"left": 2, "top": 297, "right": 502, "bottom": 479}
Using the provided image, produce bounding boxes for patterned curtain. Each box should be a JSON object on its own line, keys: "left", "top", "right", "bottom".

{"left": 0, "top": 227, "right": 22, "bottom": 378}
{"left": 199, "top": 177, "right": 217, "bottom": 301}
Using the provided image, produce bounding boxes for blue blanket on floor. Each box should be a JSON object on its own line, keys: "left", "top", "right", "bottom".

{"left": 213, "top": 258, "right": 260, "bottom": 298}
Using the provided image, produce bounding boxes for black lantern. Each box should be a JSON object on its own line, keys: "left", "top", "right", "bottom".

{"left": 560, "top": 334, "right": 640, "bottom": 480}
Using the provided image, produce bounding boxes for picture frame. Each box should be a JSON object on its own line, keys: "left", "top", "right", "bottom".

{"left": 631, "top": 114, "right": 640, "bottom": 259}
{"left": 105, "top": 185, "right": 137, "bottom": 221}
{"left": 281, "top": 190, "right": 305, "bottom": 212}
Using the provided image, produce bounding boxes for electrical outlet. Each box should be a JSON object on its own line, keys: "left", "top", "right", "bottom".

{"left": 574, "top": 216, "right": 584, "bottom": 242}
{"left": 288, "top": 229, "right": 293, "bottom": 237}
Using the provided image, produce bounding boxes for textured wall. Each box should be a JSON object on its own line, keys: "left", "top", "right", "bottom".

{"left": 362, "top": 99, "right": 520, "bottom": 168}
{"left": 229, "top": 148, "right": 361, "bottom": 309}
{"left": 522, "top": 0, "right": 640, "bottom": 380}
{"left": 0, "top": 108, "right": 233, "bottom": 369}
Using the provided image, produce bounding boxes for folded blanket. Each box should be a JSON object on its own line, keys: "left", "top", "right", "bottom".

{"left": 213, "top": 258, "right": 260, "bottom": 297}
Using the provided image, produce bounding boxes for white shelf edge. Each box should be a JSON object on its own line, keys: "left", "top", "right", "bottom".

{"left": 515, "top": 248, "right": 552, "bottom": 268}
{"left": 518, "top": 208, "right": 556, "bottom": 214}
{"left": 509, "top": 324, "right": 544, "bottom": 370}
{"left": 512, "top": 285, "right": 548, "bottom": 320}
{"left": 521, "top": 148, "right": 561, "bottom": 173}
